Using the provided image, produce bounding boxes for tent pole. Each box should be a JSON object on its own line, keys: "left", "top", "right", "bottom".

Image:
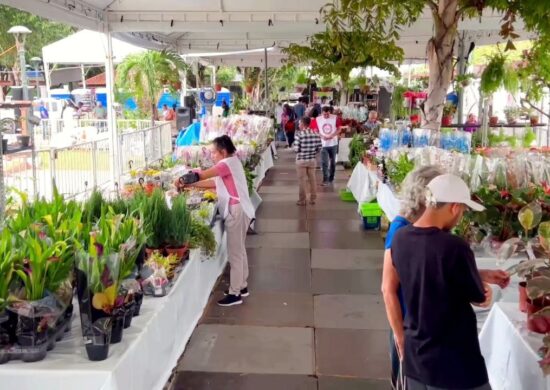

{"left": 457, "top": 31, "right": 466, "bottom": 124}
{"left": 44, "top": 61, "right": 51, "bottom": 99}
{"left": 104, "top": 30, "right": 120, "bottom": 191}
{"left": 264, "top": 48, "right": 268, "bottom": 102}
{"left": 81, "top": 64, "right": 86, "bottom": 89}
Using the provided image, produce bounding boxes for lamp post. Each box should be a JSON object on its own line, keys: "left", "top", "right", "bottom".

{"left": 30, "top": 56, "right": 42, "bottom": 93}
{"left": 8, "top": 26, "right": 31, "bottom": 101}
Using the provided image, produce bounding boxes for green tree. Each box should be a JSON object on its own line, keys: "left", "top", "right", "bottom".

{"left": 320, "top": 0, "right": 550, "bottom": 130}
{"left": 116, "top": 50, "right": 188, "bottom": 122}
{"left": 284, "top": 32, "right": 403, "bottom": 105}
{"left": 0, "top": 5, "right": 74, "bottom": 85}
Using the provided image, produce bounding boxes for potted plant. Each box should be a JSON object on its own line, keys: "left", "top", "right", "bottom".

{"left": 166, "top": 194, "right": 192, "bottom": 260}
{"left": 529, "top": 110, "right": 540, "bottom": 126}
{"left": 504, "top": 106, "right": 521, "bottom": 124}
{"left": 441, "top": 103, "right": 456, "bottom": 126}
{"left": 480, "top": 52, "right": 519, "bottom": 96}
{"left": 489, "top": 115, "right": 499, "bottom": 126}
{"left": 318, "top": 74, "right": 336, "bottom": 92}
{"left": 0, "top": 230, "right": 16, "bottom": 356}
{"left": 137, "top": 189, "right": 170, "bottom": 256}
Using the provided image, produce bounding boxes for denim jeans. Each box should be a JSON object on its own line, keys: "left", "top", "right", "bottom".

{"left": 406, "top": 377, "right": 491, "bottom": 390}
{"left": 286, "top": 130, "right": 295, "bottom": 147}
{"left": 321, "top": 145, "right": 338, "bottom": 182}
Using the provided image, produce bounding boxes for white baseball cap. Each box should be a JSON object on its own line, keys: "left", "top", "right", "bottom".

{"left": 427, "top": 174, "right": 485, "bottom": 211}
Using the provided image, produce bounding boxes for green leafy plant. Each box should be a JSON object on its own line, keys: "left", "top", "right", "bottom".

{"left": 480, "top": 52, "right": 519, "bottom": 95}
{"left": 0, "top": 229, "right": 16, "bottom": 310}
{"left": 167, "top": 194, "right": 192, "bottom": 247}
{"left": 139, "top": 188, "right": 170, "bottom": 249}
{"left": 189, "top": 219, "right": 216, "bottom": 257}
{"left": 243, "top": 166, "right": 257, "bottom": 195}
{"left": 385, "top": 154, "right": 415, "bottom": 190}
{"left": 391, "top": 84, "right": 409, "bottom": 120}
{"left": 216, "top": 66, "right": 237, "bottom": 86}
{"left": 296, "top": 69, "right": 309, "bottom": 85}
{"left": 348, "top": 134, "right": 366, "bottom": 168}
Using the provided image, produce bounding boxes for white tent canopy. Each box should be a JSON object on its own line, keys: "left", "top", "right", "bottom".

{"left": 1, "top": 0, "right": 534, "bottom": 62}
{"left": 42, "top": 29, "right": 145, "bottom": 65}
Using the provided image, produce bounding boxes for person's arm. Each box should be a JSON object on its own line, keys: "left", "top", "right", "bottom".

{"left": 453, "top": 244, "right": 489, "bottom": 305}
{"left": 189, "top": 179, "right": 216, "bottom": 189}
{"left": 381, "top": 249, "right": 404, "bottom": 358}
{"left": 315, "top": 134, "right": 322, "bottom": 152}
{"left": 478, "top": 269, "right": 510, "bottom": 288}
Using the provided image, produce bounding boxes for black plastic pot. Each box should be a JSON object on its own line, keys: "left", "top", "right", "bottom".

{"left": 0, "top": 310, "right": 17, "bottom": 346}
{"left": 123, "top": 303, "right": 135, "bottom": 329}
{"left": 76, "top": 269, "right": 113, "bottom": 361}
{"left": 110, "top": 315, "right": 124, "bottom": 344}
{"left": 133, "top": 292, "right": 143, "bottom": 317}
{"left": 1, "top": 138, "right": 7, "bottom": 154}
{"left": 16, "top": 315, "right": 49, "bottom": 347}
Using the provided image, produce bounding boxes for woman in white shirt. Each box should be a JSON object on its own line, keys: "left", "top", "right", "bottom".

{"left": 176, "top": 135, "right": 255, "bottom": 306}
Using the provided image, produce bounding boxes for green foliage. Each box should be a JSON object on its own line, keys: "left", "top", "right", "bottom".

{"left": 116, "top": 50, "right": 188, "bottom": 118}
{"left": 189, "top": 219, "right": 216, "bottom": 257}
{"left": 168, "top": 194, "right": 192, "bottom": 247}
{"left": 0, "top": 230, "right": 15, "bottom": 309}
{"left": 386, "top": 154, "right": 415, "bottom": 189}
{"left": 139, "top": 188, "right": 170, "bottom": 248}
{"left": 233, "top": 95, "right": 250, "bottom": 112}
{"left": 348, "top": 134, "right": 366, "bottom": 168}
{"left": 216, "top": 66, "right": 237, "bottom": 86}
{"left": 296, "top": 69, "right": 309, "bottom": 85}
{"left": 0, "top": 5, "right": 74, "bottom": 69}
{"left": 480, "top": 52, "right": 518, "bottom": 95}
{"left": 243, "top": 165, "right": 257, "bottom": 195}
{"left": 391, "top": 84, "right": 409, "bottom": 120}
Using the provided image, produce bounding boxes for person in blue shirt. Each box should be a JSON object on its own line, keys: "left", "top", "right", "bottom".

{"left": 382, "top": 165, "right": 443, "bottom": 389}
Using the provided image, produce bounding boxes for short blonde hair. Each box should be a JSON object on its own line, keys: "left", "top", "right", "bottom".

{"left": 399, "top": 165, "right": 444, "bottom": 221}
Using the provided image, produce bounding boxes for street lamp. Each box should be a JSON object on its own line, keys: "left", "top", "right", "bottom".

{"left": 8, "top": 25, "right": 32, "bottom": 101}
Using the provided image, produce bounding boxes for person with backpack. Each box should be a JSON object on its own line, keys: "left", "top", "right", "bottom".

{"left": 282, "top": 103, "right": 297, "bottom": 147}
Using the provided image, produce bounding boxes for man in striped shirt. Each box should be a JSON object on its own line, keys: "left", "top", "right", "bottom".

{"left": 294, "top": 117, "right": 322, "bottom": 206}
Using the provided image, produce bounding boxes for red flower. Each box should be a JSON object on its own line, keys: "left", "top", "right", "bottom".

{"left": 499, "top": 190, "right": 511, "bottom": 199}
{"left": 542, "top": 181, "right": 550, "bottom": 195}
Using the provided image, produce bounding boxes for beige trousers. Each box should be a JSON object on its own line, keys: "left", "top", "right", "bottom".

{"left": 226, "top": 203, "right": 251, "bottom": 295}
{"left": 296, "top": 159, "right": 317, "bottom": 202}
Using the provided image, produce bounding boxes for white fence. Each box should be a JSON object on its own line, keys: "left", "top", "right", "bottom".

{"left": 2, "top": 120, "right": 173, "bottom": 201}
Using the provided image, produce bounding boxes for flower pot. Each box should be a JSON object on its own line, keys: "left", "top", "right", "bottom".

{"left": 123, "top": 303, "right": 135, "bottom": 329}
{"left": 75, "top": 269, "right": 113, "bottom": 362}
{"left": 441, "top": 116, "right": 453, "bottom": 126}
{"left": 245, "top": 85, "right": 254, "bottom": 94}
{"left": 527, "top": 298, "right": 550, "bottom": 334}
{"left": 489, "top": 116, "right": 499, "bottom": 126}
{"left": 110, "top": 314, "right": 124, "bottom": 344}
{"left": 1, "top": 138, "right": 7, "bottom": 154}
{"left": 519, "top": 281, "right": 528, "bottom": 313}
{"left": 165, "top": 245, "right": 188, "bottom": 260}
{"left": 145, "top": 247, "right": 163, "bottom": 258}
{"left": 17, "top": 135, "right": 30, "bottom": 148}
{"left": 133, "top": 291, "right": 143, "bottom": 317}
{"left": 215, "top": 84, "right": 222, "bottom": 92}
{"left": 321, "top": 87, "right": 332, "bottom": 92}
{"left": 530, "top": 116, "right": 539, "bottom": 126}
{"left": 506, "top": 116, "right": 517, "bottom": 125}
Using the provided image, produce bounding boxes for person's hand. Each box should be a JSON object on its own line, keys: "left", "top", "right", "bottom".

{"left": 173, "top": 177, "right": 185, "bottom": 190}
{"left": 475, "top": 282, "right": 493, "bottom": 308}
{"left": 480, "top": 269, "right": 510, "bottom": 289}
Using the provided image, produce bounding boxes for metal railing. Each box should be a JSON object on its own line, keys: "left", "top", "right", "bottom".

{"left": 2, "top": 120, "right": 173, "bottom": 201}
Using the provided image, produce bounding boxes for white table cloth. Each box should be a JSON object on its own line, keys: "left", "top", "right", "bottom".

{"left": 346, "top": 163, "right": 400, "bottom": 221}
{"left": 480, "top": 302, "right": 550, "bottom": 390}
{"left": 253, "top": 142, "right": 275, "bottom": 189}
{"left": 337, "top": 137, "right": 353, "bottom": 163}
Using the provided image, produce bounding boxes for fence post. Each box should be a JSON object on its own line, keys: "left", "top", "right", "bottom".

{"left": 158, "top": 124, "right": 163, "bottom": 158}
{"left": 91, "top": 141, "right": 98, "bottom": 189}
{"left": 49, "top": 148, "right": 56, "bottom": 195}
{"left": 143, "top": 130, "right": 148, "bottom": 168}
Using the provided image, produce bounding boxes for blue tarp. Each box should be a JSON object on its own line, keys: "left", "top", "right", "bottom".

{"left": 176, "top": 122, "right": 201, "bottom": 147}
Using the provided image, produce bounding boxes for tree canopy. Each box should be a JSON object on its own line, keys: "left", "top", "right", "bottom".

{"left": 0, "top": 5, "right": 74, "bottom": 68}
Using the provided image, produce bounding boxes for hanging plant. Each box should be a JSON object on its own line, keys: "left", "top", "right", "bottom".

{"left": 480, "top": 52, "right": 519, "bottom": 95}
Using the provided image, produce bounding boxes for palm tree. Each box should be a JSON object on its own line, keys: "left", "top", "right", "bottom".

{"left": 116, "top": 50, "right": 188, "bottom": 123}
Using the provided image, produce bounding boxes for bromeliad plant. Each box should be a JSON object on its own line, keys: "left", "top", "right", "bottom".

{"left": 0, "top": 229, "right": 16, "bottom": 311}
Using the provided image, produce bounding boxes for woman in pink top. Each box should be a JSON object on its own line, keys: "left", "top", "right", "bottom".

{"left": 176, "top": 135, "right": 255, "bottom": 307}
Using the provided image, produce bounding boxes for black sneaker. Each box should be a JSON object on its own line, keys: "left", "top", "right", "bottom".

{"left": 224, "top": 288, "right": 250, "bottom": 297}
{"left": 217, "top": 294, "right": 242, "bottom": 307}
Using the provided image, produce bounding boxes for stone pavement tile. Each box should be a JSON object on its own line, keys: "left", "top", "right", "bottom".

{"left": 171, "top": 372, "right": 318, "bottom": 390}
{"left": 258, "top": 185, "right": 298, "bottom": 194}
{"left": 203, "top": 291, "right": 313, "bottom": 327}
{"left": 307, "top": 219, "right": 363, "bottom": 232}
{"left": 247, "top": 248, "right": 311, "bottom": 270}
{"left": 307, "top": 202, "right": 358, "bottom": 211}
{"left": 306, "top": 209, "right": 361, "bottom": 220}
{"left": 255, "top": 204, "right": 307, "bottom": 219}
{"left": 254, "top": 218, "right": 308, "bottom": 233}
{"left": 311, "top": 249, "right": 383, "bottom": 270}
{"left": 261, "top": 180, "right": 301, "bottom": 187}
{"left": 216, "top": 262, "right": 312, "bottom": 294}
{"left": 314, "top": 294, "right": 389, "bottom": 330}
{"left": 179, "top": 324, "right": 315, "bottom": 375}
{"left": 258, "top": 193, "right": 304, "bottom": 202}
{"left": 312, "top": 269, "right": 382, "bottom": 295}
{"left": 317, "top": 376, "right": 389, "bottom": 390}
{"left": 246, "top": 232, "right": 310, "bottom": 249}
{"left": 315, "top": 328, "right": 390, "bottom": 379}
{"left": 310, "top": 231, "right": 385, "bottom": 250}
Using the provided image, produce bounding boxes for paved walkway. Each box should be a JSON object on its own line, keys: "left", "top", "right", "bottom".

{"left": 169, "top": 148, "right": 390, "bottom": 389}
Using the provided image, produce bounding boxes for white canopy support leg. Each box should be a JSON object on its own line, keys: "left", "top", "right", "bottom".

{"left": 104, "top": 30, "right": 120, "bottom": 191}
{"left": 264, "top": 48, "right": 268, "bottom": 102}
{"left": 81, "top": 64, "right": 87, "bottom": 89}
{"left": 44, "top": 61, "right": 51, "bottom": 99}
